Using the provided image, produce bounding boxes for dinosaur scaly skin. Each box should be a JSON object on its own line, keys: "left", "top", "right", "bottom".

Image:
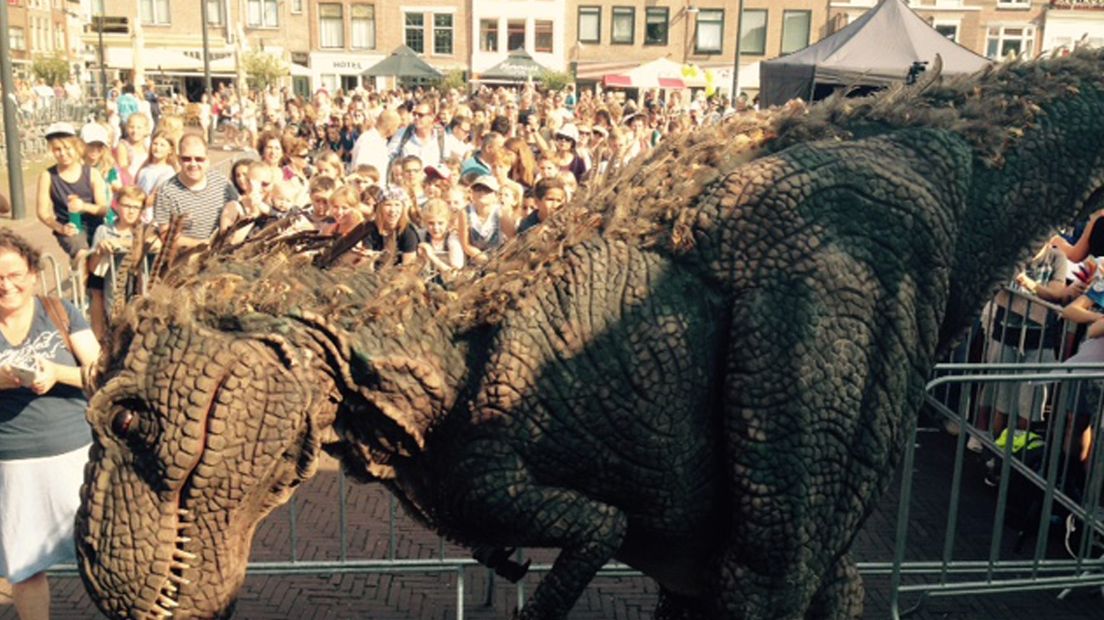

{"left": 79, "top": 51, "right": 1104, "bottom": 619}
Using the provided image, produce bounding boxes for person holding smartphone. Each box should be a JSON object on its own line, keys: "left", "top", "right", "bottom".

{"left": 0, "top": 229, "right": 100, "bottom": 620}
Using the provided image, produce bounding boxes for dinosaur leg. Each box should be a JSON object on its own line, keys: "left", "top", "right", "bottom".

{"left": 717, "top": 273, "right": 921, "bottom": 618}
{"left": 448, "top": 451, "right": 628, "bottom": 620}
{"left": 654, "top": 587, "right": 714, "bottom": 620}
{"left": 805, "top": 553, "right": 863, "bottom": 620}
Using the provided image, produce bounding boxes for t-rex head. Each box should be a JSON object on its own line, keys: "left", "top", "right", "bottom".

{"left": 77, "top": 307, "right": 341, "bottom": 619}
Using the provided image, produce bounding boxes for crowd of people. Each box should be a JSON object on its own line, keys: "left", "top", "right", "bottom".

{"left": 31, "top": 79, "right": 744, "bottom": 336}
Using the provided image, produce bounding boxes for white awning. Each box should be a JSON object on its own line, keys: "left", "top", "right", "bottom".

{"left": 105, "top": 47, "right": 237, "bottom": 74}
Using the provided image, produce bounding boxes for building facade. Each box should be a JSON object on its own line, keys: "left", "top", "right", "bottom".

{"left": 84, "top": 0, "right": 312, "bottom": 98}
{"left": 6, "top": 0, "right": 81, "bottom": 78}
{"left": 306, "top": 0, "right": 471, "bottom": 92}
{"left": 72, "top": 0, "right": 1104, "bottom": 101}
{"left": 469, "top": 0, "right": 567, "bottom": 76}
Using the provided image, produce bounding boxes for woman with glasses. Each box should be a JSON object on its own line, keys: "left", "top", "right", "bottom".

{"left": 0, "top": 228, "right": 100, "bottom": 620}
{"left": 545, "top": 124, "right": 587, "bottom": 183}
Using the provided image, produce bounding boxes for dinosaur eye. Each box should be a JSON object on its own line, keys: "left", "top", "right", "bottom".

{"left": 111, "top": 410, "right": 135, "bottom": 438}
{"left": 110, "top": 398, "right": 149, "bottom": 439}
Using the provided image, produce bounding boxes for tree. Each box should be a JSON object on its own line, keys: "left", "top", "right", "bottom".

{"left": 537, "top": 69, "right": 572, "bottom": 93}
{"left": 438, "top": 69, "right": 467, "bottom": 92}
{"left": 32, "top": 53, "right": 69, "bottom": 86}
{"left": 241, "top": 50, "right": 289, "bottom": 90}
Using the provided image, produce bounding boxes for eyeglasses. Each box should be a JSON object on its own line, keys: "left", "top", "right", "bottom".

{"left": 180, "top": 156, "right": 207, "bottom": 163}
{"left": 413, "top": 111, "right": 431, "bottom": 118}
{"left": 0, "top": 271, "right": 29, "bottom": 285}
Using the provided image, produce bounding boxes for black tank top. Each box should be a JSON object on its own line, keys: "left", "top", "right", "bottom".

{"left": 48, "top": 164, "right": 103, "bottom": 232}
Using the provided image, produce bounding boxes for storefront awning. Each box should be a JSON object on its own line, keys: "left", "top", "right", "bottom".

{"left": 104, "top": 47, "right": 236, "bottom": 74}
{"left": 602, "top": 74, "right": 685, "bottom": 89}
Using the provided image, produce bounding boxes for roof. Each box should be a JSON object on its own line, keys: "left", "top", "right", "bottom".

{"left": 759, "top": 0, "right": 991, "bottom": 106}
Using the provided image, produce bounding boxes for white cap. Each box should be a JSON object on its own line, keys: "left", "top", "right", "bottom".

{"left": 80, "top": 123, "right": 110, "bottom": 146}
{"left": 555, "top": 124, "right": 580, "bottom": 144}
{"left": 44, "top": 122, "right": 77, "bottom": 140}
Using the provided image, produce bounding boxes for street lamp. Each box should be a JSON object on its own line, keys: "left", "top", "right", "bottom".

{"left": 731, "top": 0, "right": 745, "bottom": 102}
{"left": 99, "top": 1, "right": 108, "bottom": 100}
{"left": 0, "top": 0, "right": 26, "bottom": 218}
{"left": 200, "top": 0, "right": 215, "bottom": 143}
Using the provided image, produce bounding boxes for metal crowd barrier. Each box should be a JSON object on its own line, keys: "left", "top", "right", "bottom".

{"left": 890, "top": 284, "right": 1104, "bottom": 616}
{"left": 46, "top": 283, "right": 1104, "bottom": 618}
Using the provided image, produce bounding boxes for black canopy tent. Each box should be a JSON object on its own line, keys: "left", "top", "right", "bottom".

{"left": 759, "top": 0, "right": 990, "bottom": 108}
{"left": 362, "top": 45, "right": 443, "bottom": 81}
{"left": 477, "top": 49, "right": 550, "bottom": 84}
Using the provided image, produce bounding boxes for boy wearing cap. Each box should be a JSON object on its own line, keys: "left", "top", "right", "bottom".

{"left": 461, "top": 175, "right": 515, "bottom": 264}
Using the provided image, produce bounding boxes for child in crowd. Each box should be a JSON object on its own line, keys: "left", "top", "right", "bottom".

{"left": 315, "top": 150, "right": 345, "bottom": 184}
{"left": 81, "top": 123, "right": 121, "bottom": 221}
{"left": 325, "top": 186, "right": 365, "bottom": 237}
{"left": 134, "top": 130, "right": 179, "bottom": 215}
{"left": 308, "top": 175, "right": 338, "bottom": 228}
{"left": 87, "top": 186, "right": 157, "bottom": 341}
{"left": 417, "top": 198, "right": 464, "bottom": 275}
{"left": 461, "top": 175, "right": 515, "bottom": 264}
{"left": 517, "top": 177, "right": 566, "bottom": 235}
{"left": 116, "top": 113, "right": 151, "bottom": 184}
{"left": 221, "top": 162, "right": 275, "bottom": 236}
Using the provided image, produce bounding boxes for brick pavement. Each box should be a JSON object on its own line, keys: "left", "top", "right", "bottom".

{"left": 0, "top": 428, "right": 1100, "bottom": 619}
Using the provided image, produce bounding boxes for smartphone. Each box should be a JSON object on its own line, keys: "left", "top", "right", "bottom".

{"left": 8, "top": 361, "right": 37, "bottom": 385}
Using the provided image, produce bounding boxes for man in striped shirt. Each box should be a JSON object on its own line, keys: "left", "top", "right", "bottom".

{"left": 153, "top": 134, "right": 240, "bottom": 248}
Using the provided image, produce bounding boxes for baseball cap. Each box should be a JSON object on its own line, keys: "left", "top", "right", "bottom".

{"left": 424, "top": 164, "right": 451, "bottom": 181}
{"left": 80, "top": 123, "right": 110, "bottom": 146}
{"left": 555, "top": 124, "right": 579, "bottom": 144}
{"left": 471, "top": 175, "right": 500, "bottom": 192}
{"left": 44, "top": 122, "right": 77, "bottom": 140}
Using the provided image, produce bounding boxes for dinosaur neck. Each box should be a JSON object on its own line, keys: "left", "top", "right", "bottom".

{"left": 943, "top": 86, "right": 1104, "bottom": 349}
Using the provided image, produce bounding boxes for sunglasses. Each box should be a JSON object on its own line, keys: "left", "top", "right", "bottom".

{"left": 180, "top": 156, "right": 207, "bottom": 163}
{"left": 413, "top": 111, "right": 431, "bottom": 118}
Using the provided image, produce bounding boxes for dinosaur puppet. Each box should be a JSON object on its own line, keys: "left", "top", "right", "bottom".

{"left": 77, "top": 50, "right": 1104, "bottom": 619}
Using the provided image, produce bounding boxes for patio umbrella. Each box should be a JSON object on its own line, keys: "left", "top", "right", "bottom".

{"left": 362, "top": 45, "right": 442, "bottom": 79}
{"left": 478, "top": 49, "right": 550, "bottom": 83}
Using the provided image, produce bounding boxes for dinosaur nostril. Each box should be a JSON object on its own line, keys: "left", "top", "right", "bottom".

{"left": 111, "top": 410, "right": 135, "bottom": 438}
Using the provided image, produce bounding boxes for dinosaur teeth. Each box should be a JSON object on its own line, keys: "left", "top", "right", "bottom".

{"left": 157, "top": 595, "right": 180, "bottom": 609}
{"left": 173, "top": 549, "right": 198, "bottom": 561}
{"left": 169, "top": 560, "right": 191, "bottom": 571}
{"left": 175, "top": 536, "right": 192, "bottom": 544}
{"left": 166, "top": 573, "right": 191, "bottom": 586}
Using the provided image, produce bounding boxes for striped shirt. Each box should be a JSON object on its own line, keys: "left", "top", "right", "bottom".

{"left": 153, "top": 170, "right": 239, "bottom": 240}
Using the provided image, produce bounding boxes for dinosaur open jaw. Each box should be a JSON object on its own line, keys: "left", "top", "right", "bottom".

{"left": 143, "top": 372, "right": 230, "bottom": 619}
